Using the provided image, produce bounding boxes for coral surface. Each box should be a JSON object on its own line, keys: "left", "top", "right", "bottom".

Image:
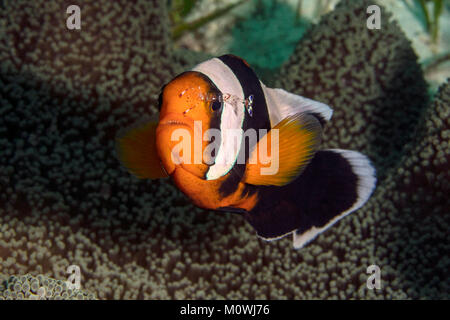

{"left": 0, "top": 274, "right": 96, "bottom": 300}
{"left": 0, "top": 0, "right": 448, "bottom": 299}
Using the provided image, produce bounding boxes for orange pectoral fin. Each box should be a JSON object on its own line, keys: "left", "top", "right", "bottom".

{"left": 244, "top": 113, "right": 322, "bottom": 186}
{"left": 116, "top": 120, "right": 168, "bottom": 179}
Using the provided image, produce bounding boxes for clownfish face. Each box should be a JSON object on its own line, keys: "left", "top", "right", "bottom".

{"left": 156, "top": 71, "right": 223, "bottom": 179}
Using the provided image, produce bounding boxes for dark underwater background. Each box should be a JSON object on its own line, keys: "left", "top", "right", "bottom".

{"left": 0, "top": 0, "right": 448, "bottom": 299}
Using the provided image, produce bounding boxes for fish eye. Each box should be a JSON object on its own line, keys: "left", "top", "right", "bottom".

{"left": 209, "top": 92, "right": 223, "bottom": 112}
{"left": 211, "top": 100, "right": 222, "bottom": 112}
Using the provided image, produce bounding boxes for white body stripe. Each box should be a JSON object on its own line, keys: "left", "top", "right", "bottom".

{"left": 192, "top": 58, "right": 246, "bottom": 180}
{"left": 292, "top": 149, "right": 377, "bottom": 249}
{"left": 262, "top": 84, "right": 333, "bottom": 127}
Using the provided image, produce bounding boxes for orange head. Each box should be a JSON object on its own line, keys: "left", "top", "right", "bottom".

{"left": 156, "top": 71, "right": 223, "bottom": 179}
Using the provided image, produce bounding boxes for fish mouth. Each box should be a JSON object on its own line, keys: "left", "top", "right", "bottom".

{"left": 156, "top": 113, "right": 194, "bottom": 175}
{"left": 159, "top": 120, "right": 191, "bottom": 127}
{"left": 156, "top": 114, "right": 208, "bottom": 179}
{"left": 158, "top": 112, "right": 195, "bottom": 129}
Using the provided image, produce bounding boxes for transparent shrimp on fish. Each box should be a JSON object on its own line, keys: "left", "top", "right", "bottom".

{"left": 182, "top": 89, "right": 254, "bottom": 117}
{"left": 213, "top": 92, "right": 255, "bottom": 117}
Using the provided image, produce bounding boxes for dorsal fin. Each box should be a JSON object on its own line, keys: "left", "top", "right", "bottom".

{"left": 262, "top": 85, "right": 333, "bottom": 127}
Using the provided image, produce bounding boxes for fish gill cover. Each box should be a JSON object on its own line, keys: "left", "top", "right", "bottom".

{"left": 0, "top": 0, "right": 448, "bottom": 299}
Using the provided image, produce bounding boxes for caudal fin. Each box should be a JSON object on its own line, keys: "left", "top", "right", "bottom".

{"left": 292, "top": 149, "right": 376, "bottom": 249}
{"left": 243, "top": 149, "right": 376, "bottom": 249}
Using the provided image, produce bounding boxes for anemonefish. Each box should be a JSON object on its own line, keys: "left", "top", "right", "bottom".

{"left": 116, "top": 54, "right": 376, "bottom": 249}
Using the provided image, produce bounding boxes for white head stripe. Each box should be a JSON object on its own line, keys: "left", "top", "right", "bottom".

{"left": 192, "top": 58, "right": 246, "bottom": 180}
